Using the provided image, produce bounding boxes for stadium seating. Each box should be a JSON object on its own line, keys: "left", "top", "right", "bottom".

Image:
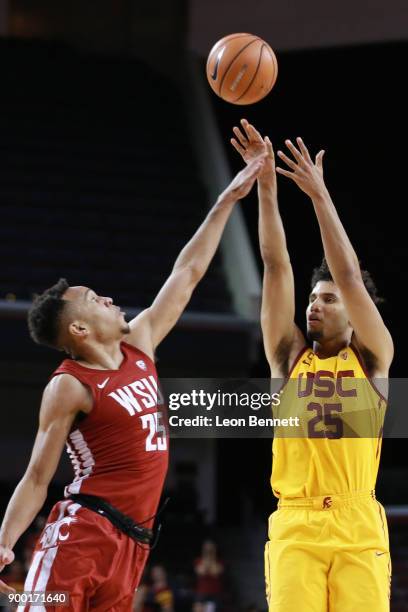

{"left": 0, "top": 38, "right": 232, "bottom": 313}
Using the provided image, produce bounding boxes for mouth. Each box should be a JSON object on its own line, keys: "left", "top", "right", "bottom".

{"left": 113, "top": 305, "right": 125, "bottom": 316}
{"left": 308, "top": 317, "right": 321, "bottom": 325}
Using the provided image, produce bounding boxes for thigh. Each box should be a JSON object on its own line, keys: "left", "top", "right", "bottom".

{"left": 265, "top": 538, "right": 329, "bottom": 612}
{"left": 328, "top": 500, "right": 391, "bottom": 612}
{"left": 18, "top": 500, "right": 120, "bottom": 612}
{"left": 265, "top": 508, "right": 333, "bottom": 612}
{"left": 89, "top": 538, "right": 149, "bottom": 612}
{"left": 328, "top": 548, "right": 391, "bottom": 612}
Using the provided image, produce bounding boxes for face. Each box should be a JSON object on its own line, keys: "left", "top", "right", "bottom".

{"left": 63, "top": 286, "right": 130, "bottom": 343}
{"left": 151, "top": 565, "right": 166, "bottom": 581}
{"left": 306, "top": 281, "right": 351, "bottom": 342}
{"left": 202, "top": 540, "right": 216, "bottom": 556}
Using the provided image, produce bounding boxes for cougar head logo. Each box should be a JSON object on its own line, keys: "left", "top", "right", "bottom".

{"left": 323, "top": 496, "right": 332, "bottom": 509}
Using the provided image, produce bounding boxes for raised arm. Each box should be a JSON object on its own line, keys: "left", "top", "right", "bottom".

{"left": 276, "top": 137, "right": 393, "bottom": 372}
{"left": 231, "top": 120, "right": 304, "bottom": 375}
{"left": 128, "top": 155, "right": 266, "bottom": 357}
{"left": 0, "top": 375, "right": 90, "bottom": 594}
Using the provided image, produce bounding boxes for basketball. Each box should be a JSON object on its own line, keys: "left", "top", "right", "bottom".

{"left": 206, "top": 33, "right": 278, "bottom": 105}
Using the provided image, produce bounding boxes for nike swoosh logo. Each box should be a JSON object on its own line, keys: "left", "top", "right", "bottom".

{"left": 211, "top": 46, "right": 226, "bottom": 80}
{"left": 375, "top": 551, "right": 387, "bottom": 556}
{"left": 97, "top": 377, "right": 110, "bottom": 389}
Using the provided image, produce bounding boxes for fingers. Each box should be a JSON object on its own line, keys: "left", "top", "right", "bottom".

{"left": 236, "top": 155, "right": 266, "bottom": 186}
{"left": 0, "top": 579, "right": 16, "bottom": 594}
{"left": 284, "top": 139, "right": 305, "bottom": 164}
{"left": 253, "top": 159, "right": 266, "bottom": 176}
{"left": 296, "top": 137, "right": 313, "bottom": 163}
{"left": 276, "top": 150, "right": 297, "bottom": 170}
{"left": 276, "top": 167, "right": 295, "bottom": 179}
{"left": 230, "top": 137, "right": 246, "bottom": 158}
{"left": 239, "top": 118, "right": 266, "bottom": 148}
{"left": 246, "top": 156, "right": 266, "bottom": 178}
{"left": 242, "top": 119, "right": 263, "bottom": 142}
{"left": 315, "top": 149, "right": 325, "bottom": 168}
{"left": 239, "top": 118, "right": 252, "bottom": 140}
{"left": 238, "top": 163, "right": 265, "bottom": 194}
{"left": 265, "top": 136, "right": 275, "bottom": 159}
{"left": 0, "top": 549, "right": 14, "bottom": 566}
{"left": 232, "top": 126, "right": 248, "bottom": 148}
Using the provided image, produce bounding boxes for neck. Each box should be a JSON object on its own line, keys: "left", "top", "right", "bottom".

{"left": 73, "top": 338, "right": 125, "bottom": 370}
{"left": 312, "top": 332, "right": 352, "bottom": 358}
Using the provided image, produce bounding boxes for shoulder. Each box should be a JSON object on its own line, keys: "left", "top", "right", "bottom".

{"left": 120, "top": 340, "right": 156, "bottom": 369}
{"left": 44, "top": 374, "right": 93, "bottom": 415}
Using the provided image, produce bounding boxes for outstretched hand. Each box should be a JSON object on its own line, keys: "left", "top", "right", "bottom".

{"left": 231, "top": 119, "right": 275, "bottom": 183}
{"left": 0, "top": 546, "right": 16, "bottom": 594}
{"left": 221, "top": 153, "right": 267, "bottom": 204}
{"left": 276, "top": 137, "right": 326, "bottom": 199}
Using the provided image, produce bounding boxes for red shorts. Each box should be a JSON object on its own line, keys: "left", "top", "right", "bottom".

{"left": 18, "top": 500, "right": 149, "bottom": 611}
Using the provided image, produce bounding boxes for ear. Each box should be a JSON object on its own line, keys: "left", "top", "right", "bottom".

{"left": 68, "top": 321, "right": 89, "bottom": 339}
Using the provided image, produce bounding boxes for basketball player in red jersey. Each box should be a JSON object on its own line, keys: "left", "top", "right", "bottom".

{"left": 0, "top": 154, "right": 266, "bottom": 610}
{"left": 232, "top": 121, "right": 393, "bottom": 611}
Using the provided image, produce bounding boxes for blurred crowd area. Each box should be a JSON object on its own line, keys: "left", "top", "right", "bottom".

{"left": 135, "top": 541, "right": 234, "bottom": 612}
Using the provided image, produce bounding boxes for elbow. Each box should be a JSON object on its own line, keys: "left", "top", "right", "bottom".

{"left": 184, "top": 263, "right": 203, "bottom": 285}
{"left": 260, "top": 248, "right": 290, "bottom": 271}
{"left": 327, "top": 251, "right": 361, "bottom": 285}
{"left": 174, "top": 263, "right": 203, "bottom": 286}
{"left": 24, "top": 467, "right": 50, "bottom": 491}
{"left": 259, "top": 243, "right": 272, "bottom": 263}
{"left": 189, "top": 264, "right": 204, "bottom": 284}
{"left": 332, "top": 267, "right": 363, "bottom": 288}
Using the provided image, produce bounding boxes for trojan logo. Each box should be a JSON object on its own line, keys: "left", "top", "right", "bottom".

{"left": 322, "top": 496, "right": 332, "bottom": 509}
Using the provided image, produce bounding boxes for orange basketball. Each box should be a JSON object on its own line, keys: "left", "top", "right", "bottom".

{"left": 206, "top": 33, "right": 278, "bottom": 105}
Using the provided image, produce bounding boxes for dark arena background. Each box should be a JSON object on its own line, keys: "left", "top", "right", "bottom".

{"left": 0, "top": 1, "right": 407, "bottom": 610}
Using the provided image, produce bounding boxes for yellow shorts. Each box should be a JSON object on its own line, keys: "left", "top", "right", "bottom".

{"left": 264, "top": 491, "right": 391, "bottom": 612}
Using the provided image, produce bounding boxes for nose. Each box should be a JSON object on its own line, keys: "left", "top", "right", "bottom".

{"left": 310, "top": 298, "right": 321, "bottom": 312}
{"left": 103, "top": 296, "right": 113, "bottom": 306}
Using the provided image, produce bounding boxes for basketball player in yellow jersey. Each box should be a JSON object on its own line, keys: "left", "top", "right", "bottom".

{"left": 231, "top": 120, "right": 394, "bottom": 612}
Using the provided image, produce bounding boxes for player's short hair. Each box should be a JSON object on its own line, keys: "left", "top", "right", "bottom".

{"left": 311, "top": 257, "right": 384, "bottom": 305}
{"left": 28, "top": 278, "right": 70, "bottom": 349}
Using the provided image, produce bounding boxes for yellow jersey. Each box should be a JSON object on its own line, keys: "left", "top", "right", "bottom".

{"left": 271, "top": 345, "right": 387, "bottom": 498}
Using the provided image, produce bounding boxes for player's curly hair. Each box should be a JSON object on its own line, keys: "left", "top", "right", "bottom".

{"left": 28, "top": 278, "right": 70, "bottom": 349}
{"left": 311, "top": 257, "right": 384, "bottom": 305}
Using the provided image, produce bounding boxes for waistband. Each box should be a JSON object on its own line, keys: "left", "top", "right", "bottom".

{"left": 69, "top": 493, "right": 154, "bottom": 544}
{"left": 277, "top": 489, "right": 376, "bottom": 511}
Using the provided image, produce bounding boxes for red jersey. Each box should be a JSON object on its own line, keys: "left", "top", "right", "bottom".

{"left": 194, "top": 559, "right": 224, "bottom": 595}
{"left": 51, "top": 341, "right": 169, "bottom": 528}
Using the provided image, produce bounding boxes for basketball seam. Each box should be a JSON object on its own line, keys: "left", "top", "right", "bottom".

{"left": 233, "top": 42, "right": 266, "bottom": 103}
{"left": 218, "top": 37, "right": 261, "bottom": 97}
